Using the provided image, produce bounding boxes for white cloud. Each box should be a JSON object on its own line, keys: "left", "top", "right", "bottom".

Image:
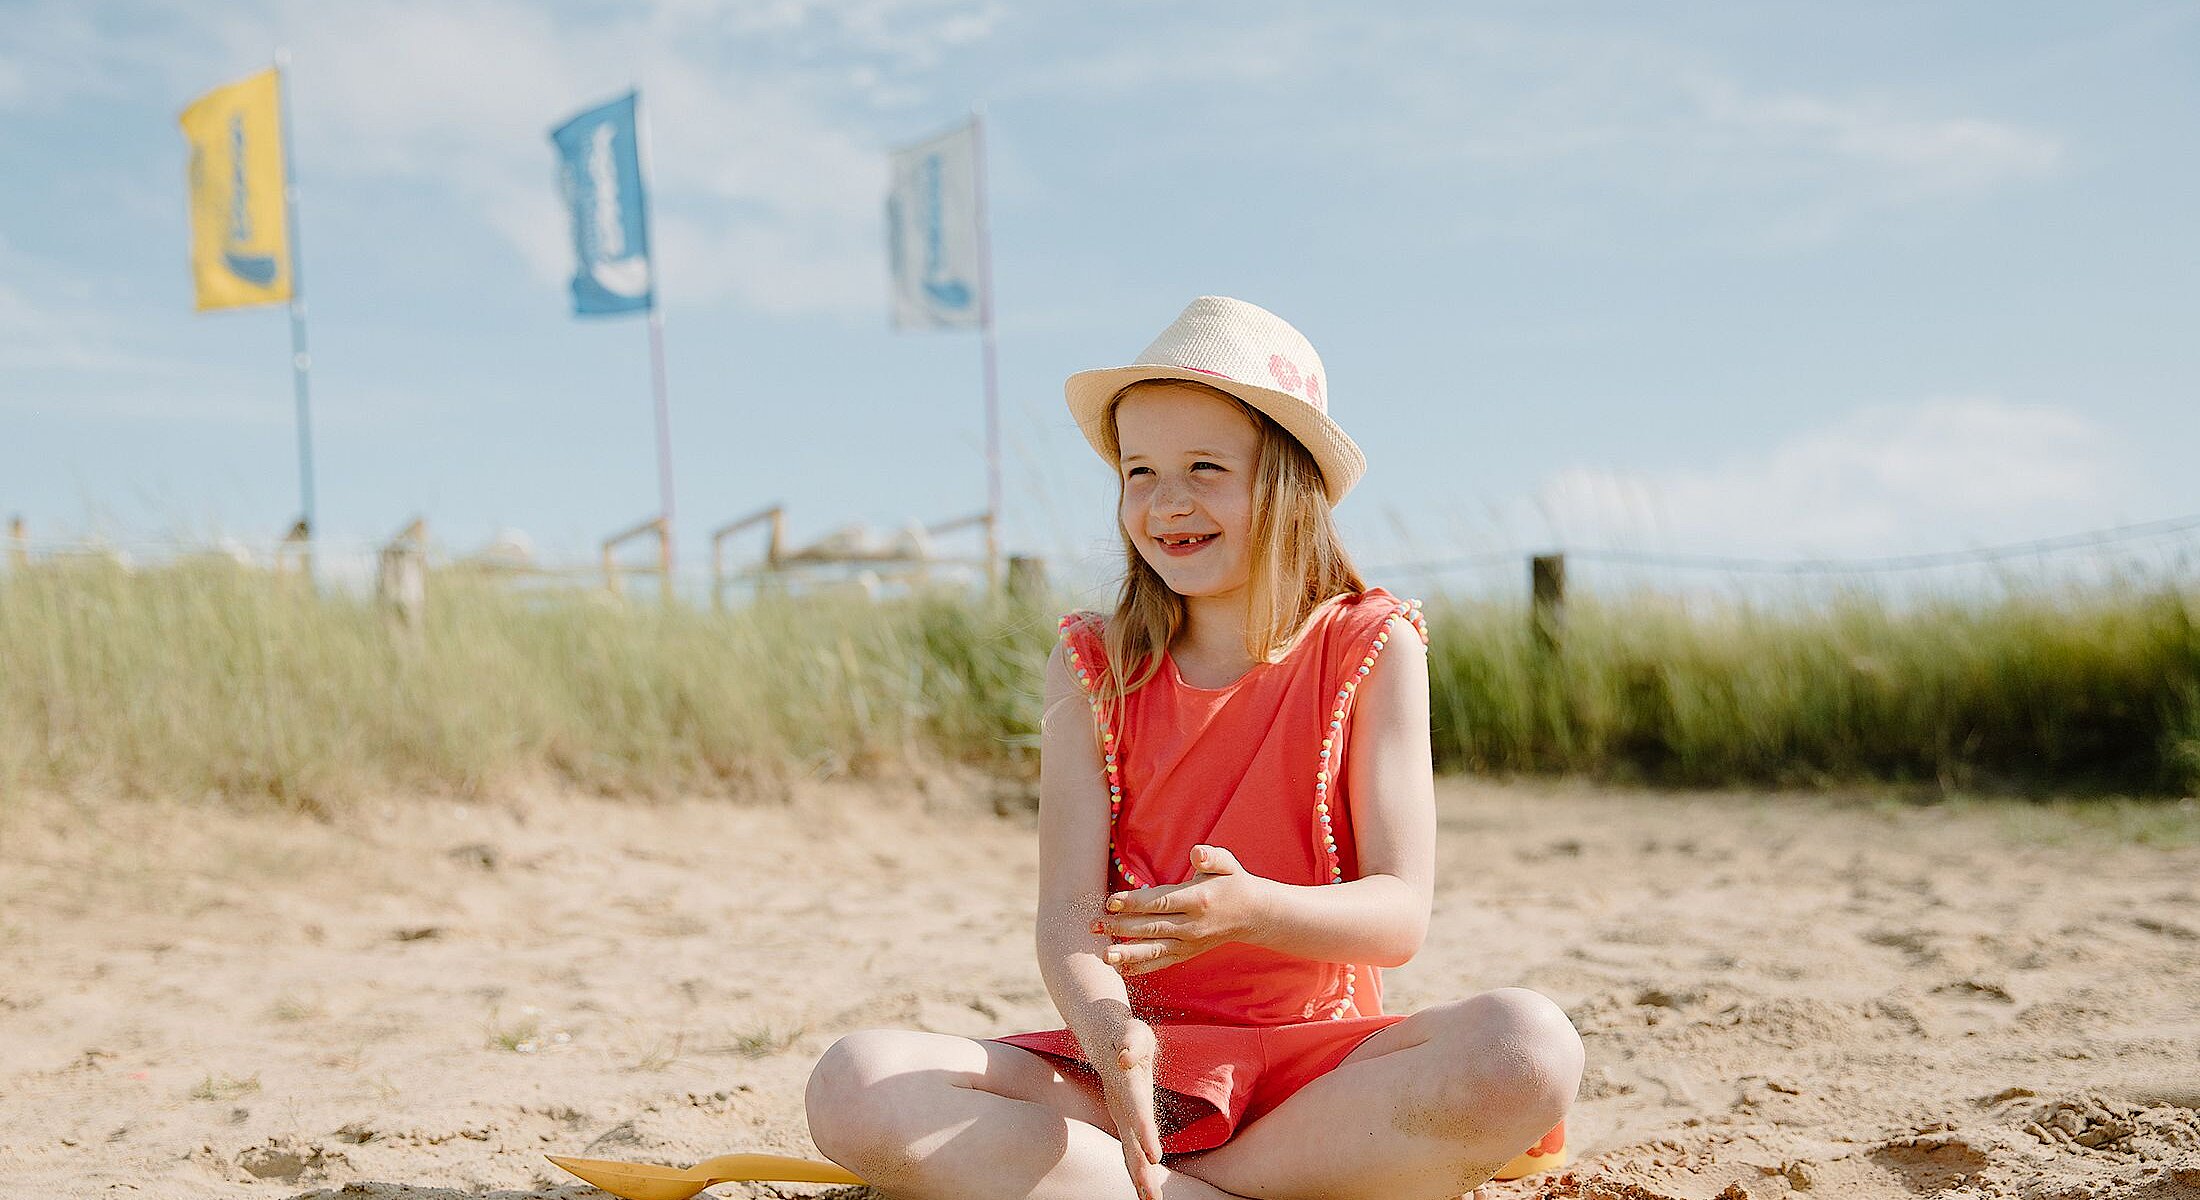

{"left": 230, "top": 0, "right": 991, "bottom": 316}
{"left": 1442, "top": 50, "right": 2064, "bottom": 245}
{"left": 0, "top": 5, "right": 169, "bottom": 111}
{"left": 1017, "top": 18, "right": 1319, "bottom": 95}
{"left": 1678, "top": 73, "right": 2064, "bottom": 221}
{"left": 0, "top": 279, "right": 173, "bottom": 376}
{"left": 1026, "top": 13, "right": 2065, "bottom": 246}
{"left": 0, "top": 273, "right": 419, "bottom": 424}
{"left": 639, "top": 0, "right": 1003, "bottom": 65}
{"left": 1528, "top": 397, "right": 2138, "bottom": 560}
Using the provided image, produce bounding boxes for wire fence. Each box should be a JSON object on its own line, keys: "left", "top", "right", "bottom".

{"left": 1367, "top": 511, "right": 2200, "bottom": 576}
{"left": 8, "top": 510, "right": 2200, "bottom": 608}
{"left": 1357, "top": 512, "right": 2200, "bottom": 613}
{"left": 0, "top": 517, "right": 1000, "bottom": 608}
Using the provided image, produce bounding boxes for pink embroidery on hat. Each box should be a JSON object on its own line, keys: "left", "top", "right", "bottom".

{"left": 1305, "top": 371, "right": 1323, "bottom": 409}
{"left": 1268, "top": 354, "right": 1302, "bottom": 395}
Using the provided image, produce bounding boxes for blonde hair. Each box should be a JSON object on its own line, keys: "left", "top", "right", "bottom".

{"left": 1090, "top": 378, "right": 1364, "bottom": 718}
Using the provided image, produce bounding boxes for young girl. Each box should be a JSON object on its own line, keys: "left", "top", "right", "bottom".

{"left": 805, "top": 297, "right": 1582, "bottom": 1200}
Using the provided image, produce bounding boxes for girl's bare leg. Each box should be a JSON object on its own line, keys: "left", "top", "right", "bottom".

{"left": 805, "top": 1029, "right": 1248, "bottom": 1200}
{"left": 1172, "top": 988, "right": 1583, "bottom": 1200}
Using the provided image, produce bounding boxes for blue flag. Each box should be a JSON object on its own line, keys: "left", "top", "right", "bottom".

{"left": 551, "top": 92, "right": 654, "bottom": 316}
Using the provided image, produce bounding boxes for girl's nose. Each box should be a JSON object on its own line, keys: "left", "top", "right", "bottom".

{"left": 1149, "top": 479, "right": 1195, "bottom": 517}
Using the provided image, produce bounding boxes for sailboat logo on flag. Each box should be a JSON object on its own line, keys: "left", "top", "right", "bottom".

{"left": 887, "top": 121, "right": 983, "bottom": 330}
{"left": 552, "top": 91, "right": 654, "bottom": 316}
{"left": 179, "top": 67, "right": 293, "bottom": 311}
{"left": 221, "top": 115, "right": 279, "bottom": 285}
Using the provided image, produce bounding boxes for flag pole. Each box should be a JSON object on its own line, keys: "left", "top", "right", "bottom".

{"left": 637, "top": 90, "right": 676, "bottom": 602}
{"left": 970, "top": 107, "right": 1002, "bottom": 593}
{"left": 646, "top": 305, "right": 674, "bottom": 601}
{"left": 275, "top": 48, "right": 317, "bottom": 577}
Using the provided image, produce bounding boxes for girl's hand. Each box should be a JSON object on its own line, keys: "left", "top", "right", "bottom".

{"left": 1089, "top": 1012, "right": 1166, "bottom": 1200}
{"left": 1100, "top": 845, "right": 1274, "bottom": 976}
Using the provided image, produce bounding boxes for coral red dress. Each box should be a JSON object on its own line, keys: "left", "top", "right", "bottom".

{"left": 990, "top": 587, "right": 1428, "bottom": 1156}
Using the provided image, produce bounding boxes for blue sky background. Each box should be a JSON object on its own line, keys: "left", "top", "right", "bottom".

{"left": 4, "top": 1, "right": 2197, "bottom": 599}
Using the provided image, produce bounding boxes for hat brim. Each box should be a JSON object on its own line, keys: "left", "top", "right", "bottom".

{"left": 1065, "top": 365, "right": 1366, "bottom": 505}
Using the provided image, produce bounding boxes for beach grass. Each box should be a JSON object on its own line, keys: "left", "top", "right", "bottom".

{"left": 0, "top": 559, "right": 1053, "bottom": 810}
{"left": 2, "top": 558, "right": 2194, "bottom": 810}
{"left": 1424, "top": 579, "right": 2200, "bottom": 798}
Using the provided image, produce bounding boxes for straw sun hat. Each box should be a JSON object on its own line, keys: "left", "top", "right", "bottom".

{"left": 1065, "top": 296, "right": 1366, "bottom": 505}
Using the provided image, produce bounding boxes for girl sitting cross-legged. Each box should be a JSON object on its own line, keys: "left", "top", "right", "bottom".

{"left": 805, "top": 296, "right": 1583, "bottom": 1200}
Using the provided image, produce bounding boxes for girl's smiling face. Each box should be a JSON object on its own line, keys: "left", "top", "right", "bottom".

{"left": 1114, "top": 382, "right": 1260, "bottom": 601}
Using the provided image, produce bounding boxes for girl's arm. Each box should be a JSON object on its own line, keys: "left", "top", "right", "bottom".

{"left": 1101, "top": 615, "right": 1435, "bottom": 971}
{"left": 1033, "top": 636, "right": 1137, "bottom": 1042}
{"left": 1033, "top": 637, "right": 1167, "bottom": 1200}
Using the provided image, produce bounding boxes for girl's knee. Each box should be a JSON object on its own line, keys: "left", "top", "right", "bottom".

{"left": 1436, "top": 988, "right": 1584, "bottom": 1134}
{"left": 805, "top": 1029, "right": 939, "bottom": 1173}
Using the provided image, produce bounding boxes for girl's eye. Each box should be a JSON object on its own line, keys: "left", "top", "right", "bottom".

{"left": 1122, "top": 462, "right": 1220, "bottom": 479}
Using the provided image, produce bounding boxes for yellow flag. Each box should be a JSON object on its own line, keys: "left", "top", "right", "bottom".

{"left": 179, "top": 68, "right": 293, "bottom": 311}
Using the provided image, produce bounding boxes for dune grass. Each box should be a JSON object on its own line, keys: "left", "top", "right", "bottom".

{"left": 1, "top": 559, "right": 2194, "bottom": 809}
{"left": 0, "top": 560, "right": 1054, "bottom": 810}
{"left": 1426, "top": 580, "right": 2200, "bottom": 797}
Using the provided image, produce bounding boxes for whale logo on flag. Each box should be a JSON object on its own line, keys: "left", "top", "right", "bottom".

{"left": 887, "top": 120, "right": 983, "bottom": 330}
{"left": 583, "top": 123, "right": 650, "bottom": 299}
{"left": 917, "top": 152, "right": 971, "bottom": 310}
{"left": 551, "top": 92, "right": 654, "bottom": 316}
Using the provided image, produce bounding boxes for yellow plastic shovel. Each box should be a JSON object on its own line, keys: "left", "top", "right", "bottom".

{"left": 547, "top": 1119, "right": 1562, "bottom": 1197}
{"left": 544, "top": 1151, "right": 863, "bottom": 1199}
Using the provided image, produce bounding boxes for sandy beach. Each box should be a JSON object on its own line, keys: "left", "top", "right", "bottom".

{"left": 2, "top": 775, "right": 2195, "bottom": 1200}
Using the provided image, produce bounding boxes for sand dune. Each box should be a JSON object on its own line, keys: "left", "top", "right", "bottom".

{"left": 1, "top": 776, "right": 2195, "bottom": 1199}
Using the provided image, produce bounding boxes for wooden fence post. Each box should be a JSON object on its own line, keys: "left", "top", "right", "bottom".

{"left": 377, "top": 517, "right": 428, "bottom": 634}
{"left": 601, "top": 515, "right": 670, "bottom": 602}
{"left": 274, "top": 518, "right": 312, "bottom": 590}
{"left": 1006, "top": 553, "right": 1046, "bottom": 603}
{"left": 710, "top": 504, "right": 786, "bottom": 610}
{"left": 1531, "top": 552, "right": 1566, "bottom": 651}
{"left": 656, "top": 519, "right": 672, "bottom": 605}
{"left": 5, "top": 515, "right": 25, "bottom": 571}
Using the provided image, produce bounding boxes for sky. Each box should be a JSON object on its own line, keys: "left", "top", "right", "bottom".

{"left": 4, "top": 1, "right": 2198, "bottom": 600}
